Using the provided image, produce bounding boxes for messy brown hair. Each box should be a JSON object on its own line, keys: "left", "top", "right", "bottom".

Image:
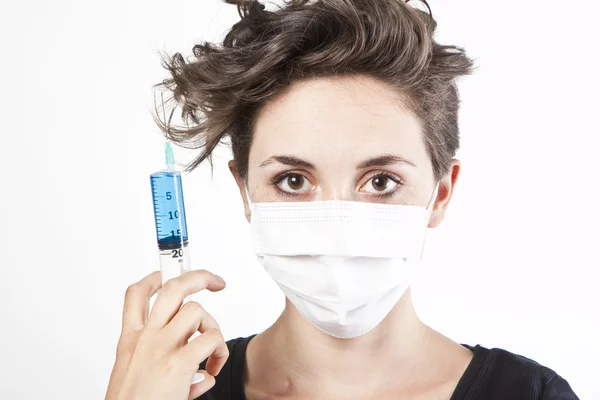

{"left": 157, "top": 0, "right": 474, "bottom": 181}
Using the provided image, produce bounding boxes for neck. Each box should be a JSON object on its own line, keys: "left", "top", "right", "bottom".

{"left": 245, "top": 289, "right": 434, "bottom": 397}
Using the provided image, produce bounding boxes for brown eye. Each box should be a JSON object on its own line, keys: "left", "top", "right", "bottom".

{"left": 276, "top": 173, "right": 313, "bottom": 194}
{"left": 371, "top": 176, "right": 389, "bottom": 191}
{"left": 359, "top": 173, "right": 403, "bottom": 196}
{"left": 287, "top": 174, "right": 304, "bottom": 190}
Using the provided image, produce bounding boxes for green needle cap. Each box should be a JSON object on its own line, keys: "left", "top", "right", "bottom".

{"left": 165, "top": 142, "right": 175, "bottom": 167}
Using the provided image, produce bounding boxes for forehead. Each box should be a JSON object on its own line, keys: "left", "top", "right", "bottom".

{"left": 249, "top": 75, "right": 427, "bottom": 167}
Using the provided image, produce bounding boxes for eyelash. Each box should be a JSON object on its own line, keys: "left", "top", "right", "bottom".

{"left": 270, "top": 171, "right": 405, "bottom": 198}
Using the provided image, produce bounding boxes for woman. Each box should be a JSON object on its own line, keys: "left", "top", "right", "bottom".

{"left": 105, "top": 0, "right": 579, "bottom": 399}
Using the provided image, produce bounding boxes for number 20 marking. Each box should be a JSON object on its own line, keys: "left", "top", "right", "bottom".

{"left": 171, "top": 249, "right": 183, "bottom": 258}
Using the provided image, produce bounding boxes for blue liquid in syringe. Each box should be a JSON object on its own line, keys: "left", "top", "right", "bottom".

{"left": 150, "top": 171, "right": 189, "bottom": 250}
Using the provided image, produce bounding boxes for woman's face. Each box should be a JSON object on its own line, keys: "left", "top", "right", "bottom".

{"left": 230, "top": 75, "right": 459, "bottom": 227}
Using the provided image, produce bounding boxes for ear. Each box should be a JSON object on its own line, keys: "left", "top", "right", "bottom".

{"left": 428, "top": 159, "right": 461, "bottom": 228}
{"left": 228, "top": 160, "right": 252, "bottom": 223}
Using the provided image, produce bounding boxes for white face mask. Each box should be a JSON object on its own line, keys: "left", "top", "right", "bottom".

{"left": 247, "top": 186, "right": 438, "bottom": 339}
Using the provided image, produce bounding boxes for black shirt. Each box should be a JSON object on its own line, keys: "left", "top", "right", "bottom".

{"left": 196, "top": 335, "right": 579, "bottom": 400}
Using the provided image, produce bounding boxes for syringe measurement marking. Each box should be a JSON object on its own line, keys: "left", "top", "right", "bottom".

{"left": 153, "top": 177, "right": 183, "bottom": 238}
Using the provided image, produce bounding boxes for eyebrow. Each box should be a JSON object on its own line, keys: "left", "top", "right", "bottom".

{"left": 260, "top": 155, "right": 316, "bottom": 169}
{"left": 260, "top": 154, "right": 417, "bottom": 169}
{"left": 357, "top": 154, "right": 417, "bottom": 169}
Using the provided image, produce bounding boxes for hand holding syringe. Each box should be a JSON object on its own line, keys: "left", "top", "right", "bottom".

{"left": 105, "top": 142, "right": 228, "bottom": 400}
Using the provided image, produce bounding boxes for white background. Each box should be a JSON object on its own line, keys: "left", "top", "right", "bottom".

{"left": 1, "top": 0, "right": 599, "bottom": 399}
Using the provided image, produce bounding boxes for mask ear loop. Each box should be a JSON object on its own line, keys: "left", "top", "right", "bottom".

{"left": 425, "top": 182, "right": 440, "bottom": 223}
{"left": 245, "top": 185, "right": 253, "bottom": 215}
{"left": 418, "top": 183, "right": 440, "bottom": 260}
{"left": 426, "top": 183, "right": 439, "bottom": 211}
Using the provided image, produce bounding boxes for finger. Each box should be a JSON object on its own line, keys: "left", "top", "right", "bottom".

{"left": 165, "top": 302, "right": 226, "bottom": 375}
{"left": 181, "top": 328, "right": 229, "bottom": 377}
{"left": 147, "top": 270, "right": 226, "bottom": 330}
{"left": 163, "top": 301, "right": 220, "bottom": 346}
{"left": 188, "top": 370, "right": 215, "bottom": 400}
{"left": 122, "top": 271, "right": 162, "bottom": 332}
{"left": 196, "top": 315, "right": 227, "bottom": 377}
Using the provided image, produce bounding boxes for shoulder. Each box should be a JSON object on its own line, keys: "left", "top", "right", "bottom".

{"left": 464, "top": 344, "right": 579, "bottom": 399}
{"left": 194, "top": 335, "right": 255, "bottom": 400}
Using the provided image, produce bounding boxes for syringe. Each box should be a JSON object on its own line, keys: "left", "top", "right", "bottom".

{"left": 150, "top": 142, "right": 191, "bottom": 285}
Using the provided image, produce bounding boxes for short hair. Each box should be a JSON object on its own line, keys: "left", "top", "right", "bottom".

{"left": 157, "top": 0, "right": 474, "bottom": 181}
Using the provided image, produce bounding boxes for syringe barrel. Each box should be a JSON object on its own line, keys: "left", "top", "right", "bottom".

{"left": 158, "top": 243, "right": 191, "bottom": 285}
{"left": 150, "top": 170, "right": 191, "bottom": 284}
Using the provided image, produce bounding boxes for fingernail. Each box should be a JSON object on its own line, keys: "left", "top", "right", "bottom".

{"left": 192, "top": 372, "right": 205, "bottom": 384}
{"left": 215, "top": 274, "right": 226, "bottom": 284}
